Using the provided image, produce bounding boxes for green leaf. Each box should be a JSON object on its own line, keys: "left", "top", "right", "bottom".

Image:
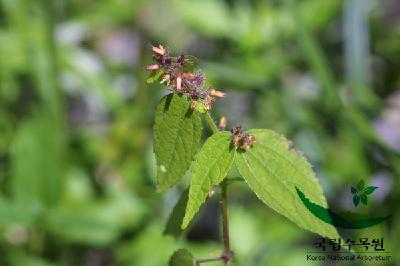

{"left": 234, "top": 129, "right": 339, "bottom": 238}
{"left": 0, "top": 198, "right": 40, "bottom": 226}
{"left": 360, "top": 194, "right": 368, "bottom": 205}
{"left": 194, "top": 101, "right": 207, "bottom": 114}
{"left": 10, "top": 114, "right": 63, "bottom": 207}
{"left": 169, "top": 249, "right": 194, "bottom": 266}
{"left": 146, "top": 69, "right": 164, "bottom": 84}
{"left": 182, "top": 131, "right": 235, "bottom": 229}
{"left": 353, "top": 195, "right": 360, "bottom": 207}
{"left": 44, "top": 190, "right": 146, "bottom": 246}
{"left": 163, "top": 188, "right": 189, "bottom": 238}
{"left": 363, "top": 186, "right": 378, "bottom": 195}
{"left": 357, "top": 180, "right": 365, "bottom": 191}
{"left": 154, "top": 94, "right": 203, "bottom": 191}
{"left": 350, "top": 187, "right": 357, "bottom": 194}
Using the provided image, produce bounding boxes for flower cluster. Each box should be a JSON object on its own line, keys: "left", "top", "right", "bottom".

{"left": 231, "top": 125, "right": 256, "bottom": 151}
{"left": 145, "top": 44, "right": 225, "bottom": 112}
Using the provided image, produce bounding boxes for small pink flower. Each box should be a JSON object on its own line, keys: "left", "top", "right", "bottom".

{"left": 151, "top": 44, "right": 165, "bottom": 55}
{"left": 145, "top": 64, "right": 160, "bottom": 71}
{"left": 160, "top": 74, "right": 170, "bottom": 85}
{"left": 218, "top": 116, "right": 227, "bottom": 130}
{"left": 210, "top": 89, "right": 225, "bottom": 98}
{"left": 176, "top": 76, "right": 182, "bottom": 91}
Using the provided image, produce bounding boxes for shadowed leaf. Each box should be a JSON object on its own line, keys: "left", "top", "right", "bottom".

{"left": 353, "top": 195, "right": 360, "bottom": 207}
{"left": 164, "top": 188, "right": 189, "bottom": 238}
{"left": 169, "top": 249, "right": 194, "bottom": 266}
{"left": 360, "top": 194, "right": 368, "bottom": 205}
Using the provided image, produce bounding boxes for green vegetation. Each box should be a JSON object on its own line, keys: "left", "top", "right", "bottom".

{"left": 0, "top": 0, "right": 399, "bottom": 265}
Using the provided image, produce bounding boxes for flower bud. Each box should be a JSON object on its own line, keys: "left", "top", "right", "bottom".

{"left": 176, "top": 76, "right": 182, "bottom": 91}
{"left": 210, "top": 89, "right": 225, "bottom": 98}
{"left": 151, "top": 45, "right": 165, "bottom": 55}
{"left": 145, "top": 64, "right": 160, "bottom": 71}
{"left": 218, "top": 116, "right": 227, "bottom": 130}
{"left": 160, "top": 74, "right": 170, "bottom": 84}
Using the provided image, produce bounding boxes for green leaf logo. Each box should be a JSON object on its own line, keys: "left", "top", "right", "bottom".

{"left": 351, "top": 180, "right": 378, "bottom": 207}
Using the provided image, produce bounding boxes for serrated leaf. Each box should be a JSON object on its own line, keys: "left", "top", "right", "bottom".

{"left": 360, "top": 194, "right": 368, "bottom": 205}
{"left": 147, "top": 69, "right": 164, "bottom": 83}
{"left": 357, "top": 180, "right": 365, "bottom": 191}
{"left": 169, "top": 249, "right": 194, "bottom": 266}
{"left": 363, "top": 186, "right": 378, "bottom": 195}
{"left": 163, "top": 188, "right": 189, "bottom": 238}
{"left": 350, "top": 187, "right": 357, "bottom": 194}
{"left": 234, "top": 129, "right": 339, "bottom": 239}
{"left": 194, "top": 101, "right": 207, "bottom": 114}
{"left": 154, "top": 94, "right": 202, "bottom": 191}
{"left": 353, "top": 195, "right": 360, "bottom": 207}
{"left": 182, "top": 131, "right": 235, "bottom": 229}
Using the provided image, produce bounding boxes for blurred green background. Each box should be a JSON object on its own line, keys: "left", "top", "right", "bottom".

{"left": 0, "top": 0, "right": 399, "bottom": 265}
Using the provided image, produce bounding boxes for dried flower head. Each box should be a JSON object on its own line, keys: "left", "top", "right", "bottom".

{"left": 145, "top": 44, "right": 224, "bottom": 112}
{"left": 231, "top": 125, "right": 256, "bottom": 151}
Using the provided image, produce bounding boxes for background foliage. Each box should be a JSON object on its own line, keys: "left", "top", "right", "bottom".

{"left": 0, "top": 0, "right": 399, "bottom": 265}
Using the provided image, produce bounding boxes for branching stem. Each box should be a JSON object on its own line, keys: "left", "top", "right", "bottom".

{"left": 195, "top": 256, "right": 223, "bottom": 265}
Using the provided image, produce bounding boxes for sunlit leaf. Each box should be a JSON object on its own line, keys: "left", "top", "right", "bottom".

{"left": 235, "top": 129, "right": 339, "bottom": 238}
{"left": 182, "top": 131, "right": 235, "bottom": 229}
{"left": 147, "top": 69, "right": 164, "bottom": 84}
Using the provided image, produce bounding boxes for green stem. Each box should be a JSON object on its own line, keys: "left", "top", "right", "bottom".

{"left": 195, "top": 256, "right": 224, "bottom": 265}
{"left": 204, "top": 112, "right": 219, "bottom": 134}
{"left": 203, "top": 111, "right": 233, "bottom": 264}
{"left": 221, "top": 179, "right": 231, "bottom": 254}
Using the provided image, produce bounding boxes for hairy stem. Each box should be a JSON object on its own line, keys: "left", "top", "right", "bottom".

{"left": 204, "top": 112, "right": 219, "bottom": 134}
{"left": 221, "top": 179, "right": 231, "bottom": 256}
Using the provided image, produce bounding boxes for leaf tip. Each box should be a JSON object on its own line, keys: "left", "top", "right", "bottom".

{"left": 181, "top": 218, "right": 189, "bottom": 230}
